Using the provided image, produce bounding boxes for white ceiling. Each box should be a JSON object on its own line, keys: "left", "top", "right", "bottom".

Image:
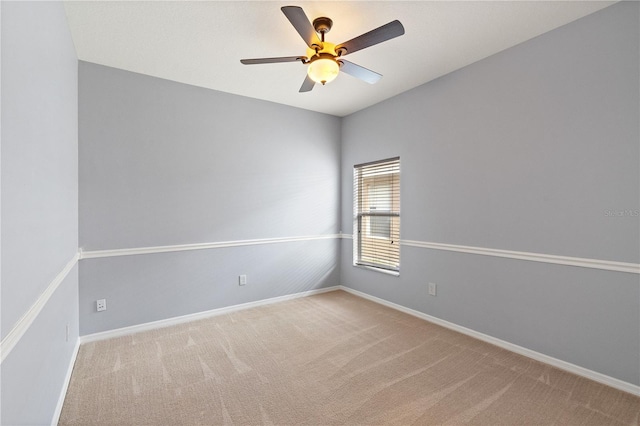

{"left": 64, "top": 1, "right": 615, "bottom": 117}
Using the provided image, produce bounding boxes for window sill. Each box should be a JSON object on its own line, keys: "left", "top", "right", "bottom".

{"left": 353, "top": 264, "right": 400, "bottom": 277}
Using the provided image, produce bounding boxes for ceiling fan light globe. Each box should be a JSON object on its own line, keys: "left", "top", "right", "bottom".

{"left": 307, "top": 58, "right": 339, "bottom": 85}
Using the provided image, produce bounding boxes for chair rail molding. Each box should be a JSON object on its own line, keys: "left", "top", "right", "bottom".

{"left": 340, "top": 234, "right": 639, "bottom": 274}
{"left": 0, "top": 253, "right": 79, "bottom": 363}
{"left": 79, "top": 234, "right": 342, "bottom": 259}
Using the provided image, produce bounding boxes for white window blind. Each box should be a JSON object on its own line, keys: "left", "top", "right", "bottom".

{"left": 353, "top": 157, "right": 400, "bottom": 273}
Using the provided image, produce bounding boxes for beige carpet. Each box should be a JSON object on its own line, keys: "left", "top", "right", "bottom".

{"left": 60, "top": 290, "right": 639, "bottom": 425}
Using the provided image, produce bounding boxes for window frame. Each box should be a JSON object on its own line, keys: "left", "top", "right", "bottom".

{"left": 353, "top": 157, "right": 400, "bottom": 275}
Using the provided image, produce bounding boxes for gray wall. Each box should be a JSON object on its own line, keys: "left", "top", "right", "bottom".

{"left": 340, "top": 2, "right": 639, "bottom": 385}
{"left": 1, "top": 1, "right": 79, "bottom": 424}
{"left": 2, "top": 3, "right": 635, "bottom": 423}
{"left": 79, "top": 62, "right": 341, "bottom": 334}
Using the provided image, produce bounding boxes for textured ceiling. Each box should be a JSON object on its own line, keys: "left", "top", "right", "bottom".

{"left": 64, "top": 1, "right": 615, "bottom": 117}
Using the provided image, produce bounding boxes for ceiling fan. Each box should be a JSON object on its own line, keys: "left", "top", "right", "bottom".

{"left": 240, "top": 6, "right": 405, "bottom": 92}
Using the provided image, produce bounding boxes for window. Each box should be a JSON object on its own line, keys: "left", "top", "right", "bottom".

{"left": 353, "top": 157, "right": 400, "bottom": 273}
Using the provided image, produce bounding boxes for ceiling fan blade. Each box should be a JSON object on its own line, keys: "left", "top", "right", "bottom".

{"left": 299, "top": 75, "right": 315, "bottom": 92}
{"left": 281, "top": 6, "right": 322, "bottom": 49}
{"left": 338, "top": 60, "right": 382, "bottom": 84}
{"left": 336, "top": 20, "right": 405, "bottom": 56}
{"left": 240, "top": 56, "right": 305, "bottom": 65}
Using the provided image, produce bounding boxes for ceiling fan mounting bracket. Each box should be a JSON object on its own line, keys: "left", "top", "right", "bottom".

{"left": 312, "top": 17, "right": 333, "bottom": 35}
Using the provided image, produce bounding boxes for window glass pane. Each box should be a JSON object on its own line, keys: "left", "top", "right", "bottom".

{"left": 367, "top": 180, "right": 391, "bottom": 238}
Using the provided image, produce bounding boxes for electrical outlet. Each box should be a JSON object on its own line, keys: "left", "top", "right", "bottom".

{"left": 96, "top": 299, "right": 107, "bottom": 312}
{"left": 239, "top": 275, "right": 247, "bottom": 286}
{"left": 428, "top": 283, "right": 437, "bottom": 296}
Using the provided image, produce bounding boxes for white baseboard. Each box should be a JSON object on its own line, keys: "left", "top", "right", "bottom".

{"left": 80, "top": 286, "right": 340, "bottom": 343}
{"left": 339, "top": 286, "right": 640, "bottom": 397}
{"left": 51, "top": 337, "right": 81, "bottom": 426}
